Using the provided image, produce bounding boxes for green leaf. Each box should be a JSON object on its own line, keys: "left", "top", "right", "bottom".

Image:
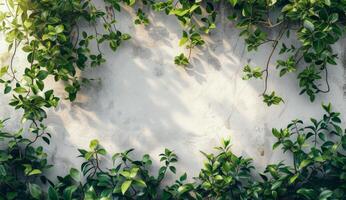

{"left": 263, "top": 92, "right": 283, "bottom": 106}
{"left": 13, "top": 87, "right": 27, "bottom": 94}
{"left": 303, "top": 20, "right": 315, "bottom": 31}
{"left": 129, "top": 0, "right": 135, "bottom": 6}
{"left": 85, "top": 152, "right": 93, "bottom": 160}
{"left": 272, "top": 141, "right": 281, "bottom": 149}
{"left": 297, "top": 188, "right": 315, "bottom": 199}
{"left": 298, "top": 159, "right": 311, "bottom": 170}
{"left": 271, "top": 181, "right": 282, "bottom": 190}
{"left": 37, "top": 70, "right": 49, "bottom": 80}
{"left": 28, "top": 169, "right": 42, "bottom": 176}
{"left": 177, "top": 184, "right": 194, "bottom": 194}
{"left": 169, "top": 9, "right": 189, "bottom": 16}
{"left": 97, "top": 148, "right": 107, "bottom": 155}
{"left": 129, "top": 167, "right": 139, "bottom": 178}
{"left": 55, "top": 25, "right": 64, "bottom": 33}
{"left": 69, "top": 168, "right": 80, "bottom": 181}
{"left": 189, "top": 4, "right": 200, "bottom": 13}
{"left": 229, "top": 0, "right": 238, "bottom": 7}
{"left": 268, "top": 0, "right": 277, "bottom": 6}
{"left": 63, "top": 185, "right": 78, "bottom": 200}
{"left": 84, "top": 186, "right": 97, "bottom": 199}
{"left": 324, "top": 0, "right": 331, "bottom": 6}
{"left": 319, "top": 190, "right": 333, "bottom": 200}
{"left": 121, "top": 34, "right": 131, "bottom": 40}
{"left": 180, "top": 173, "right": 187, "bottom": 181}
{"left": 169, "top": 166, "right": 176, "bottom": 173}
{"left": 179, "top": 37, "right": 188, "bottom": 47}
{"left": 0, "top": 164, "right": 6, "bottom": 176}
{"left": 48, "top": 187, "right": 59, "bottom": 200}
{"left": 4, "top": 85, "right": 11, "bottom": 94}
{"left": 314, "top": 156, "right": 325, "bottom": 162}
{"left": 121, "top": 180, "right": 132, "bottom": 194}
{"left": 89, "top": 139, "right": 99, "bottom": 150}
{"left": 23, "top": 20, "right": 32, "bottom": 29}
{"left": 0, "top": 66, "right": 8, "bottom": 77}
{"left": 174, "top": 53, "right": 189, "bottom": 66}
{"left": 134, "top": 179, "right": 147, "bottom": 187}
{"left": 29, "top": 183, "right": 42, "bottom": 199}
{"left": 289, "top": 173, "right": 299, "bottom": 184}
{"left": 329, "top": 13, "right": 338, "bottom": 23}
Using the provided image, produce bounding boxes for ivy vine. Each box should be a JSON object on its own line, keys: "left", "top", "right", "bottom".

{"left": 0, "top": 0, "right": 130, "bottom": 123}
{"left": 116, "top": 0, "right": 346, "bottom": 105}
{"left": 0, "top": 1, "right": 346, "bottom": 199}
{"left": 0, "top": 0, "right": 345, "bottom": 126}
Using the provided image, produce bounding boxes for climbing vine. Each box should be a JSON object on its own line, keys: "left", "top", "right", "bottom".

{"left": 234, "top": 0, "right": 346, "bottom": 103}
{"left": 0, "top": 0, "right": 131, "bottom": 123}
{"left": 114, "top": 0, "right": 346, "bottom": 105}
{"left": 0, "top": 1, "right": 346, "bottom": 199}
{"left": 0, "top": 0, "right": 345, "bottom": 126}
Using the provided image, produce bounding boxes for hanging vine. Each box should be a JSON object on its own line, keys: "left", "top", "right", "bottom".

{"left": 0, "top": 0, "right": 346, "bottom": 123}
{"left": 0, "top": 1, "right": 346, "bottom": 199}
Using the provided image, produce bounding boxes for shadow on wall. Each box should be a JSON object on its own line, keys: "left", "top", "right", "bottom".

{"left": 41, "top": 1, "right": 346, "bottom": 181}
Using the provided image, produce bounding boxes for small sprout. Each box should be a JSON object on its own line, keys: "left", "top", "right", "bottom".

{"left": 263, "top": 91, "right": 283, "bottom": 106}
{"left": 174, "top": 53, "right": 189, "bottom": 66}
{"left": 242, "top": 65, "right": 263, "bottom": 80}
{"left": 134, "top": 9, "right": 149, "bottom": 25}
{"left": 276, "top": 56, "right": 296, "bottom": 77}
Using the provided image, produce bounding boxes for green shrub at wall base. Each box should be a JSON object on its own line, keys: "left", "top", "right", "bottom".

{"left": 0, "top": 104, "right": 345, "bottom": 199}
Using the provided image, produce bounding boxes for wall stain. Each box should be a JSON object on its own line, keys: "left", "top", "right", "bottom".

{"left": 154, "top": 67, "right": 163, "bottom": 77}
{"left": 342, "top": 46, "right": 346, "bottom": 99}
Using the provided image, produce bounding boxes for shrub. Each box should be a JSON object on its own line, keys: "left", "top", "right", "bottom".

{"left": 1, "top": 104, "right": 345, "bottom": 199}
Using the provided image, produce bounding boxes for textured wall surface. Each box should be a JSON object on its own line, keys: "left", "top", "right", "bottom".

{"left": 1, "top": 3, "right": 346, "bottom": 181}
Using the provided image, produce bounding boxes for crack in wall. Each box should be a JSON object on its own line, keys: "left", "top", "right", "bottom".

{"left": 343, "top": 46, "right": 346, "bottom": 99}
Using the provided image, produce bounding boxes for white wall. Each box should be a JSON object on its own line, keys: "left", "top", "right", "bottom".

{"left": 1, "top": 3, "right": 346, "bottom": 181}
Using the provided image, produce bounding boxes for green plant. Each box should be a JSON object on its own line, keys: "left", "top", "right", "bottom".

{"left": 263, "top": 91, "right": 284, "bottom": 106}
{"left": 48, "top": 140, "right": 177, "bottom": 200}
{"left": 242, "top": 64, "right": 263, "bottom": 80}
{"left": 0, "top": 119, "right": 52, "bottom": 200}
{"left": 164, "top": 139, "right": 254, "bottom": 200}
{"left": 1, "top": 0, "right": 346, "bottom": 123}
{"left": 1, "top": 104, "right": 345, "bottom": 199}
{"left": 174, "top": 53, "right": 189, "bottom": 67}
{"left": 0, "top": 122, "right": 178, "bottom": 200}
{"left": 231, "top": 0, "right": 346, "bottom": 104}
{"left": 0, "top": 1, "right": 346, "bottom": 199}
{"left": 245, "top": 103, "right": 346, "bottom": 200}
{"left": 0, "top": 0, "right": 130, "bottom": 122}
{"left": 134, "top": 9, "right": 149, "bottom": 25}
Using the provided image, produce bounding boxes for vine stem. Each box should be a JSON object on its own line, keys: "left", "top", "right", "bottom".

{"left": 24, "top": 120, "right": 44, "bottom": 155}
{"left": 261, "top": 27, "right": 286, "bottom": 95}
{"left": 10, "top": 40, "right": 20, "bottom": 82}
{"left": 5, "top": 0, "right": 15, "bottom": 17}
{"left": 187, "top": 45, "right": 193, "bottom": 61}
{"left": 318, "top": 67, "right": 330, "bottom": 93}
{"left": 73, "top": 24, "right": 80, "bottom": 48}
{"left": 92, "top": 24, "right": 103, "bottom": 55}
{"left": 95, "top": 152, "right": 104, "bottom": 173}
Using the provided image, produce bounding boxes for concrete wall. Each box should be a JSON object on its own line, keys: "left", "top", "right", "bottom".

{"left": 1, "top": 2, "right": 346, "bottom": 181}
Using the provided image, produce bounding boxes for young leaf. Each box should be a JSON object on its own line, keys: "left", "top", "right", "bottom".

{"left": 121, "top": 180, "right": 132, "bottom": 194}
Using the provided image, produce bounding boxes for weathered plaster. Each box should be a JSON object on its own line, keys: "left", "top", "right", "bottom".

{"left": 1, "top": 3, "right": 346, "bottom": 181}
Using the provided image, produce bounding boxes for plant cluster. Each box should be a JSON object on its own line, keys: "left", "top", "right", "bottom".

{"left": 0, "top": 1, "right": 346, "bottom": 200}
{"left": 1, "top": 104, "right": 345, "bottom": 199}
{"left": 107, "top": 0, "right": 346, "bottom": 105}
{"left": 0, "top": 1, "right": 345, "bottom": 126}
{"left": 0, "top": 0, "right": 130, "bottom": 123}
{"left": 234, "top": 0, "right": 346, "bottom": 104}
